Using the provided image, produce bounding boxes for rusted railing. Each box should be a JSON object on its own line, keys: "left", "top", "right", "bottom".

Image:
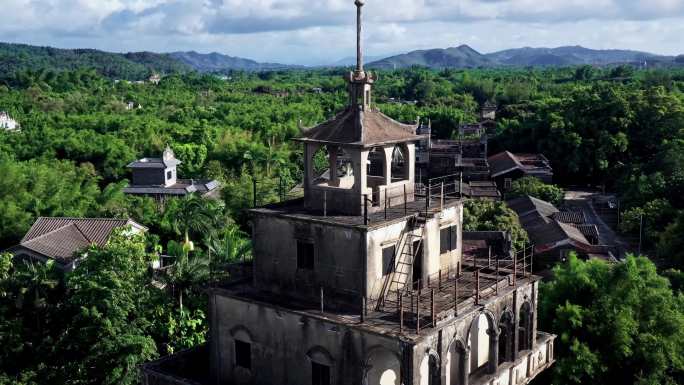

{"left": 393, "top": 243, "right": 535, "bottom": 334}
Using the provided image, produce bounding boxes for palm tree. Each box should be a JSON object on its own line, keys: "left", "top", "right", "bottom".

{"left": 162, "top": 242, "right": 209, "bottom": 313}
{"left": 166, "top": 195, "right": 223, "bottom": 253}
{"left": 206, "top": 225, "right": 252, "bottom": 270}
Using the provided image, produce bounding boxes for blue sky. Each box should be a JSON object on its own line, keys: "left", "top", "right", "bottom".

{"left": 2, "top": 0, "right": 683, "bottom": 65}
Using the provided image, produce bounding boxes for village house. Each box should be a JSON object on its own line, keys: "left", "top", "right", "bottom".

{"left": 488, "top": 152, "right": 553, "bottom": 193}
{"left": 415, "top": 121, "right": 490, "bottom": 184}
{"left": 480, "top": 102, "right": 497, "bottom": 121}
{"left": 6, "top": 217, "right": 147, "bottom": 272}
{"left": 149, "top": 74, "right": 162, "bottom": 84}
{"left": 140, "top": 3, "right": 556, "bottom": 385}
{"left": 123, "top": 147, "right": 221, "bottom": 200}
{"left": 506, "top": 196, "right": 614, "bottom": 266}
{"left": 0, "top": 111, "right": 19, "bottom": 131}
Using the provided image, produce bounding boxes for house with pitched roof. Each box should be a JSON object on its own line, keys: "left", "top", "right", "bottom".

{"left": 489, "top": 151, "right": 553, "bottom": 193}
{"left": 506, "top": 196, "right": 613, "bottom": 264}
{"left": 7, "top": 217, "right": 147, "bottom": 272}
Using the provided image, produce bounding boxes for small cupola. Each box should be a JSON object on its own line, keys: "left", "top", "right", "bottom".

{"left": 294, "top": 0, "right": 427, "bottom": 217}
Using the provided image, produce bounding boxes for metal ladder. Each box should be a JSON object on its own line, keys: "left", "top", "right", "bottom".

{"left": 377, "top": 217, "right": 425, "bottom": 310}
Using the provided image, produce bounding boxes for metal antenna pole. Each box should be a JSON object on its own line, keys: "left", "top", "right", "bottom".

{"left": 355, "top": 0, "right": 365, "bottom": 73}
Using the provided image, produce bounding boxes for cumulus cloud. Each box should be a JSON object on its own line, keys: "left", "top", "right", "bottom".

{"left": 0, "top": 0, "right": 683, "bottom": 63}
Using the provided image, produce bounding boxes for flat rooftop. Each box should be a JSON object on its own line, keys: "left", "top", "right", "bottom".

{"left": 212, "top": 254, "right": 538, "bottom": 342}
{"left": 250, "top": 194, "right": 463, "bottom": 229}
{"left": 124, "top": 179, "right": 221, "bottom": 196}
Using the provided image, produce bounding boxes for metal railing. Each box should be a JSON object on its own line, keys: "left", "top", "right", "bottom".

{"left": 391, "top": 243, "right": 535, "bottom": 334}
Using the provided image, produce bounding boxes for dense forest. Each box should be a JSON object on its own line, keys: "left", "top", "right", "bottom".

{"left": 1, "top": 64, "right": 684, "bottom": 384}
{"left": 0, "top": 43, "right": 190, "bottom": 83}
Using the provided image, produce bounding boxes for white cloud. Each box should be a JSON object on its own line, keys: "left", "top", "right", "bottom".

{"left": 0, "top": 0, "right": 682, "bottom": 64}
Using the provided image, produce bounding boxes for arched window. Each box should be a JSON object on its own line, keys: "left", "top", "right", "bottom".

{"left": 419, "top": 352, "right": 440, "bottom": 385}
{"left": 230, "top": 326, "right": 254, "bottom": 373}
{"left": 307, "top": 346, "right": 334, "bottom": 385}
{"left": 429, "top": 354, "right": 440, "bottom": 385}
{"left": 446, "top": 340, "right": 466, "bottom": 385}
{"left": 365, "top": 347, "right": 401, "bottom": 385}
{"left": 468, "top": 313, "right": 495, "bottom": 376}
{"left": 518, "top": 302, "right": 533, "bottom": 352}
{"left": 498, "top": 311, "right": 514, "bottom": 364}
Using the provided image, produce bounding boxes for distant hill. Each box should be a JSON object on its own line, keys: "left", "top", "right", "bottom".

{"left": 367, "top": 44, "right": 678, "bottom": 69}
{"left": 486, "top": 46, "right": 669, "bottom": 66}
{"left": 0, "top": 42, "right": 189, "bottom": 80}
{"left": 368, "top": 45, "right": 493, "bottom": 69}
{"left": 169, "top": 51, "right": 302, "bottom": 72}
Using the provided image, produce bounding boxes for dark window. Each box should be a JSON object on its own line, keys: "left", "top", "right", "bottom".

{"left": 297, "top": 241, "right": 315, "bottom": 270}
{"left": 440, "top": 225, "right": 458, "bottom": 254}
{"left": 504, "top": 178, "right": 512, "bottom": 190}
{"left": 312, "top": 362, "right": 331, "bottom": 385}
{"left": 167, "top": 170, "right": 173, "bottom": 180}
{"left": 235, "top": 340, "right": 251, "bottom": 369}
{"left": 382, "top": 245, "right": 396, "bottom": 276}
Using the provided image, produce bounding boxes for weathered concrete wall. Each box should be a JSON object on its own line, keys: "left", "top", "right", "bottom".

{"left": 209, "top": 292, "right": 409, "bottom": 385}
{"left": 132, "top": 168, "right": 167, "bottom": 186}
{"left": 252, "top": 214, "right": 367, "bottom": 307}
{"left": 366, "top": 218, "right": 410, "bottom": 306}
{"left": 410, "top": 280, "right": 540, "bottom": 385}
{"left": 365, "top": 203, "right": 463, "bottom": 308}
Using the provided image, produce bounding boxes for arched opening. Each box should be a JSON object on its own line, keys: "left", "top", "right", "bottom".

{"left": 307, "top": 346, "right": 334, "bottom": 385}
{"left": 498, "top": 311, "right": 514, "bottom": 365}
{"left": 418, "top": 352, "right": 440, "bottom": 385}
{"left": 379, "top": 370, "right": 397, "bottom": 385}
{"left": 468, "top": 313, "right": 494, "bottom": 377}
{"left": 365, "top": 347, "right": 401, "bottom": 385}
{"left": 367, "top": 147, "right": 385, "bottom": 177}
{"left": 429, "top": 355, "right": 440, "bottom": 385}
{"left": 333, "top": 147, "right": 355, "bottom": 189}
{"left": 447, "top": 340, "right": 467, "bottom": 385}
{"left": 391, "top": 145, "right": 409, "bottom": 182}
{"left": 311, "top": 145, "right": 330, "bottom": 181}
{"left": 367, "top": 147, "right": 386, "bottom": 206}
{"left": 230, "top": 325, "right": 254, "bottom": 380}
{"left": 518, "top": 302, "right": 533, "bottom": 352}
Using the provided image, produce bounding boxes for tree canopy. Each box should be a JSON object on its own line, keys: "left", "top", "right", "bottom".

{"left": 540, "top": 254, "right": 684, "bottom": 385}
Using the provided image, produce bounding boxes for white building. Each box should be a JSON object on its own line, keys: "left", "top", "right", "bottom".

{"left": 0, "top": 111, "right": 19, "bottom": 131}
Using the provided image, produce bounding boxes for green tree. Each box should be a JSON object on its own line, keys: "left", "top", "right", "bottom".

{"left": 540, "top": 254, "right": 684, "bottom": 385}
{"left": 463, "top": 200, "right": 529, "bottom": 250}
{"left": 56, "top": 231, "right": 158, "bottom": 385}
{"left": 508, "top": 176, "right": 565, "bottom": 206}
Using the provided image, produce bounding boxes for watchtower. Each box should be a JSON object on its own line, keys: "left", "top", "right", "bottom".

{"left": 296, "top": 1, "right": 423, "bottom": 216}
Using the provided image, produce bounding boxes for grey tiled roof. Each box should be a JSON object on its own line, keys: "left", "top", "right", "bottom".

{"left": 16, "top": 217, "right": 145, "bottom": 265}
{"left": 552, "top": 211, "right": 586, "bottom": 225}
{"left": 507, "top": 196, "right": 559, "bottom": 220}
{"left": 488, "top": 151, "right": 553, "bottom": 178}
{"left": 296, "top": 107, "right": 421, "bottom": 148}
{"left": 528, "top": 220, "right": 589, "bottom": 247}
{"left": 488, "top": 151, "right": 521, "bottom": 177}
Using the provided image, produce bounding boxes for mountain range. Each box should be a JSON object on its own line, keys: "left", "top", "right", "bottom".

{"left": 169, "top": 51, "right": 302, "bottom": 72}
{"left": 0, "top": 41, "right": 681, "bottom": 81}
{"left": 368, "top": 45, "right": 679, "bottom": 69}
